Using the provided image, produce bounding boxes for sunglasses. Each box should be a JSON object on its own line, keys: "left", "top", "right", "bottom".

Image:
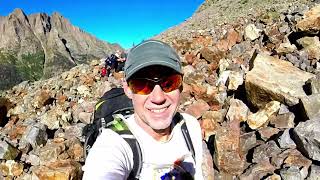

{"left": 128, "top": 74, "right": 182, "bottom": 95}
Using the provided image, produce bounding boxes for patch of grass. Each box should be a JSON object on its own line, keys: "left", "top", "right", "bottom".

{"left": 0, "top": 50, "right": 18, "bottom": 64}
{"left": 16, "top": 52, "right": 45, "bottom": 81}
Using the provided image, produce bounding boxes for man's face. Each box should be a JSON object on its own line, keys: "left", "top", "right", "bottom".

{"left": 124, "top": 66, "right": 182, "bottom": 131}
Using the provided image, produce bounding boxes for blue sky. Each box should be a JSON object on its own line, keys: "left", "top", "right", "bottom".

{"left": 1, "top": 0, "right": 203, "bottom": 49}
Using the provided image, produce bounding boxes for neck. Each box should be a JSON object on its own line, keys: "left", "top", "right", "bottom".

{"left": 152, "top": 128, "right": 171, "bottom": 141}
{"left": 134, "top": 114, "right": 172, "bottom": 142}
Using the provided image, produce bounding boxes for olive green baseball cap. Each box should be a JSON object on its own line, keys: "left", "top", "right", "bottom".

{"left": 124, "top": 40, "right": 182, "bottom": 80}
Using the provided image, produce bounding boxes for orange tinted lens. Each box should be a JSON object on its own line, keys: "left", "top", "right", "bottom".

{"left": 160, "top": 74, "right": 182, "bottom": 93}
{"left": 128, "top": 79, "right": 153, "bottom": 95}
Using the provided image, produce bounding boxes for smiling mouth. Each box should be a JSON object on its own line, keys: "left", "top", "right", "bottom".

{"left": 149, "top": 107, "right": 168, "bottom": 113}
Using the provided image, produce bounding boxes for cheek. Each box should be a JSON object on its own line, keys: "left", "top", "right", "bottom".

{"left": 168, "top": 90, "right": 181, "bottom": 105}
{"left": 132, "top": 95, "right": 147, "bottom": 109}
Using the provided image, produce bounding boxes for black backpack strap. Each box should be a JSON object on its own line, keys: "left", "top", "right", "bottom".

{"left": 181, "top": 120, "right": 196, "bottom": 163}
{"left": 117, "top": 130, "right": 142, "bottom": 180}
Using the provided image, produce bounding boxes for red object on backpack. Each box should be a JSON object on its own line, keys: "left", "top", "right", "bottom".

{"left": 101, "top": 67, "right": 107, "bottom": 77}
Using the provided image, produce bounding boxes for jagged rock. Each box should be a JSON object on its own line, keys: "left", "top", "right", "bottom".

{"left": 216, "top": 70, "right": 230, "bottom": 87}
{"left": 40, "top": 108, "right": 63, "bottom": 130}
{"left": 24, "top": 153, "right": 40, "bottom": 166}
{"left": 76, "top": 85, "right": 91, "bottom": 98}
{"left": 32, "top": 90, "right": 52, "bottom": 109}
{"left": 265, "top": 174, "right": 281, "bottom": 180}
{"left": 185, "top": 99, "right": 210, "bottom": 119}
{"left": 227, "top": 70, "right": 244, "bottom": 90}
{"left": 280, "top": 166, "right": 306, "bottom": 180}
{"left": 276, "top": 42, "right": 297, "bottom": 54}
{"left": 33, "top": 159, "right": 82, "bottom": 180}
{"left": 240, "top": 132, "right": 263, "bottom": 156}
{"left": 218, "top": 58, "right": 230, "bottom": 74}
{"left": 64, "top": 124, "right": 86, "bottom": 141}
{"left": 278, "top": 104, "right": 290, "bottom": 114}
{"left": 244, "top": 24, "right": 261, "bottom": 41}
{"left": 15, "top": 173, "right": 33, "bottom": 180}
{"left": 65, "top": 138, "right": 83, "bottom": 162}
{"left": 199, "top": 46, "right": 224, "bottom": 64}
{"left": 77, "top": 112, "right": 92, "bottom": 124}
{"left": 300, "top": 94, "right": 320, "bottom": 120}
{"left": 19, "top": 122, "right": 47, "bottom": 150}
{"left": 184, "top": 68, "right": 207, "bottom": 85}
{"left": 0, "top": 141, "right": 19, "bottom": 160}
{"left": 293, "top": 118, "right": 320, "bottom": 161}
{"left": 202, "top": 141, "right": 215, "bottom": 180}
{"left": 308, "top": 164, "right": 320, "bottom": 180}
{"left": 265, "top": 25, "right": 285, "bottom": 46}
{"left": 247, "top": 101, "right": 280, "bottom": 130}
{"left": 277, "top": 129, "right": 296, "bottom": 149}
{"left": 296, "top": 5, "right": 320, "bottom": 32}
{"left": 39, "top": 140, "right": 66, "bottom": 165}
{"left": 283, "top": 149, "right": 312, "bottom": 170}
{"left": 226, "top": 98, "right": 249, "bottom": 122}
{"left": 308, "top": 74, "right": 320, "bottom": 94}
{"left": 239, "top": 160, "right": 276, "bottom": 180}
{"left": 269, "top": 112, "right": 295, "bottom": 129}
{"left": 297, "top": 36, "right": 320, "bottom": 60}
{"left": 200, "top": 111, "right": 223, "bottom": 140}
{"left": 253, "top": 141, "right": 281, "bottom": 163}
{"left": 245, "top": 54, "right": 315, "bottom": 108}
{"left": 214, "top": 120, "right": 245, "bottom": 175}
{"left": 258, "top": 127, "right": 280, "bottom": 141}
{"left": 0, "top": 160, "right": 24, "bottom": 177}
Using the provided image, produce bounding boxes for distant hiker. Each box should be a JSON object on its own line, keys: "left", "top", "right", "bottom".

{"left": 105, "top": 53, "right": 119, "bottom": 76}
{"left": 115, "top": 50, "right": 127, "bottom": 72}
{"left": 83, "top": 40, "right": 207, "bottom": 179}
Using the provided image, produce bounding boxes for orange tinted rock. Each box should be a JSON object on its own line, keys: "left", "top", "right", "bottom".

{"left": 185, "top": 99, "right": 210, "bottom": 119}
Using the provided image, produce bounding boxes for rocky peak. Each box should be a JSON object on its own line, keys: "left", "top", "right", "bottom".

{"left": 10, "top": 8, "right": 28, "bottom": 20}
{"left": 28, "top": 13, "right": 51, "bottom": 33}
{"left": 51, "top": 12, "right": 69, "bottom": 32}
{"left": 0, "top": 8, "right": 121, "bottom": 90}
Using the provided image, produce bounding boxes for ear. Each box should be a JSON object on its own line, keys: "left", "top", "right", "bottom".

{"left": 122, "top": 80, "right": 133, "bottom": 99}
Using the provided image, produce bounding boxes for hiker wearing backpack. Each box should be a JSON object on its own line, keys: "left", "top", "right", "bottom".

{"left": 105, "top": 53, "right": 119, "bottom": 76}
{"left": 83, "top": 40, "right": 206, "bottom": 180}
{"left": 115, "top": 50, "right": 127, "bottom": 72}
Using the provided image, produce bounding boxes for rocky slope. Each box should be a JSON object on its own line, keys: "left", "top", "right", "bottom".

{"left": 1, "top": 1, "right": 320, "bottom": 179}
{"left": 0, "top": 8, "right": 120, "bottom": 90}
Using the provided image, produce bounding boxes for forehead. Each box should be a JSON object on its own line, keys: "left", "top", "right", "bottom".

{"left": 132, "top": 65, "right": 177, "bottom": 79}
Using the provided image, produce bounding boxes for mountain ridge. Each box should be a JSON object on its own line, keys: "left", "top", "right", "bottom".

{"left": 0, "top": 8, "right": 121, "bottom": 90}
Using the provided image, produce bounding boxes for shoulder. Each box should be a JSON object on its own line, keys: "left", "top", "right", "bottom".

{"left": 178, "top": 112, "right": 202, "bottom": 147}
{"left": 180, "top": 112, "right": 201, "bottom": 128}
{"left": 83, "top": 129, "right": 133, "bottom": 179}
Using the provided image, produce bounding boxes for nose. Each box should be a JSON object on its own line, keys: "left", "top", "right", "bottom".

{"left": 148, "top": 85, "right": 166, "bottom": 104}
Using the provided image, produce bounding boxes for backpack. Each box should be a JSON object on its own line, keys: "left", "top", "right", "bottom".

{"left": 83, "top": 87, "right": 195, "bottom": 180}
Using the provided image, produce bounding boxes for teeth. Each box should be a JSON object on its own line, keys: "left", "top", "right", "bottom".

{"left": 150, "top": 108, "right": 166, "bottom": 113}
